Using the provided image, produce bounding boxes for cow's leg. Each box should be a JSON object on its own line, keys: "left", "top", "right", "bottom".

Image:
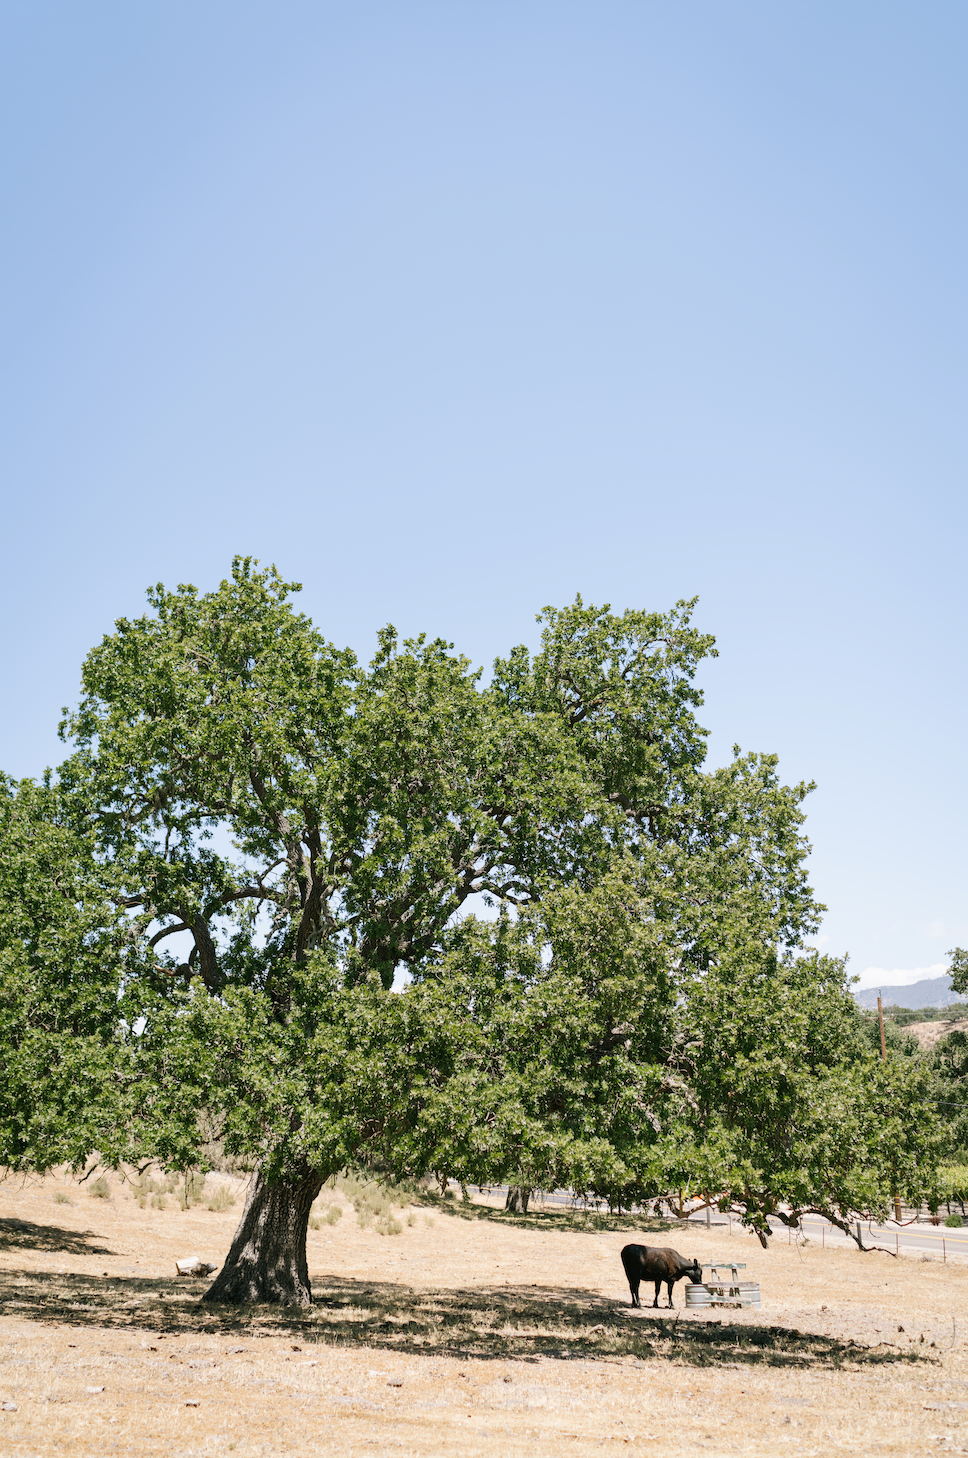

{"left": 652, "top": 1281, "right": 661, "bottom": 1307}
{"left": 628, "top": 1279, "right": 640, "bottom": 1308}
{"left": 666, "top": 1281, "right": 675, "bottom": 1307}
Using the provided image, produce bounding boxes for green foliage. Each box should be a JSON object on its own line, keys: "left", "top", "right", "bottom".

{"left": 858, "top": 1011, "right": 921, "bottom": 1057}
{"left": 0, "top": 776, "right": 143, "bottom": 1172}
{"left": 948, "top": 948, "right": 968, "bottom": 997}
{"left": 684, "top": 949, "right": 944, "bottom": 1236}
{"left": 41, "top": 563, "right": 756, "bottom": 1189}
{"left": 0, "top": 558, "right": 946, "bottom": 1263}
{"left": 939, "top": 1163, "right": 968, "bottom": 1204}
{"left": 930, "top": 1027, "right": 968, "bottom": 1154}
{"left": 363, "top": 870, "right": 943, "bottom": 1240}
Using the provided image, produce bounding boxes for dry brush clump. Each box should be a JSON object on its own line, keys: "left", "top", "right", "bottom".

{"left": 318, "top": 1173, "right": 421, "bottom": 1236}
{"left": 123, "top": 1167, "right": 238, "bottom": 1213}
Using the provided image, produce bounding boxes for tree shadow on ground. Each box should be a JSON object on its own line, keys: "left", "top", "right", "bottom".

{"left": 0, "top": 1265, "right": 932, "bottom": 1372}
{"left": 416, "top": 1194, "right": 681, "bottom": 1236}
{"left": 0, "top": 1217, "right": 114, "bottom": 1256}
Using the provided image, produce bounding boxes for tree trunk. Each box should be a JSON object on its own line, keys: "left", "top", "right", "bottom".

{"left": 203, "top": 1162, "right": 325, "bottom": 1307}
{"left": 505, "top": 1185, "right": 532, "bottom": 1213}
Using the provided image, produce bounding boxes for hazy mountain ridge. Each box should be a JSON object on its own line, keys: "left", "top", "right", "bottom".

{"left": 855, "top": 974, "right": 954, "bottom": 1011}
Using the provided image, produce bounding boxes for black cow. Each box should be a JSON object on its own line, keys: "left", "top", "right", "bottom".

{"left": 620, "top": 1243, "right": 703, "bottom": 1308}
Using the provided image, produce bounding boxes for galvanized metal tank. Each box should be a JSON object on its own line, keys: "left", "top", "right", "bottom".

{"left": 685, "top": 1280, "right": 761, "bottom": 1310}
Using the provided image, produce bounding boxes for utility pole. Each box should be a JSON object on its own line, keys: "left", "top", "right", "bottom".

{"left": 877, "top": 993, "right": 888, "bottom": 1059}
{"left": 878, "top": 992, "right": 903, "bottom": 1224}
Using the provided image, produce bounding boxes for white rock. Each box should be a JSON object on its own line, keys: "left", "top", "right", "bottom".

{"left": 174, "top": 1257, "right": 218, "bottom": 1276}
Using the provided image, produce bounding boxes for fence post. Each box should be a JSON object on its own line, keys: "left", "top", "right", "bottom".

{"left": 944, "top": 1238, "right": 947, "bottom": 1264}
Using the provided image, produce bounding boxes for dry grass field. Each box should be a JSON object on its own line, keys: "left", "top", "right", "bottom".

{"left": 907, "top": 1016, "right": 968, "bottom": 1051}
{"left": 2, "top": 1169, "right": 966, "bottom": 1457}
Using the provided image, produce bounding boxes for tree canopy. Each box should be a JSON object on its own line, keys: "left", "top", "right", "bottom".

{"left": 0, "top": 558, "right": 943, "bottom": 1301}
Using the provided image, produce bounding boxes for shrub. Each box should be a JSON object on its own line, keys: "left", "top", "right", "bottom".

{"left": 939, "top": 1164, "right": 968, "bottom": 1205}
{"left": 89, "top": 1176, "right": 110, "bottom": 1200}
{"left": 206, "top": 1183, "right": 236, "bottom": 1212}
{"left": 309, "top": 1200, "right": 343, "bottom": 1230}
{"left": 179, "top": 1172, "right": 206, "bottom": 1210}
{"left": 945, "top": 1213, "right": 963, "bottom": 1228}
{"left": 52, "top": 1190, "right": 71, "bottom": 1205}
{"left": 335, "top": 1173, "right": 404, "bottom": 1232}
{"left": 132, "top": 1171, "right": 162, "bottom": 1208}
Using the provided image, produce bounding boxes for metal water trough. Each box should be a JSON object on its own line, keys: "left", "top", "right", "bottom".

{"left": 686, "top": 1261, "right": 761, "bottom": 1310}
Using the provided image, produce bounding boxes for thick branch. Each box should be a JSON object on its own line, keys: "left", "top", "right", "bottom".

{"left": 148, "top": 921, "right": 190, "bottom": 947}
{"left": 180, "top": 912, "right": 225, "bottom": 995}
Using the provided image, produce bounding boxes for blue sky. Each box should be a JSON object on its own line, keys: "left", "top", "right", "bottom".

{"left": 2, "top": 2, "right": 965, "bottom": 987}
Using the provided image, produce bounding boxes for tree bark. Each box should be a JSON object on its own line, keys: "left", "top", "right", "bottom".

{"left": 203, "top": 1162, "right": 325, "bottom": 1307}
{"left": 505, "top": 1185, "right": 532, "bottom": 1213}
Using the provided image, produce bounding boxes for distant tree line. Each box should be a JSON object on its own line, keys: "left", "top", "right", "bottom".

{"left": 880, "top": 1002, "right": 968, "bottom": 1026}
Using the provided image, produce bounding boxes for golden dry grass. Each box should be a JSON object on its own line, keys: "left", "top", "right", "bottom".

{"left": 1, "top": 1169, "right": 966, "bottom": 1456}
{"left": 907, "top": 1016, "right": 968, "bottom": 1051}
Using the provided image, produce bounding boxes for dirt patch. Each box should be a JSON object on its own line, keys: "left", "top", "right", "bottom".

{"left": 1, "top": 1169, "right": 965, "bottom": 1455}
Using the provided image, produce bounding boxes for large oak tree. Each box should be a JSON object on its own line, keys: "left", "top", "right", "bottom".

{"left": 3, "top": 558, "right": 933, "bottom": 1304}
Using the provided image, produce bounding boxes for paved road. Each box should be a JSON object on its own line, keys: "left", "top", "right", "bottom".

{"left": 471, "top": 1184, "right": 968, "bottom": 1260}
{"left": 683, "top": 1209, "right": 968, "bottom": 1259}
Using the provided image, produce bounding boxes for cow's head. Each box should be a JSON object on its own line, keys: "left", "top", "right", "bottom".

{"left": 688, "top": 1258, "right": 703, "bottom": 1282}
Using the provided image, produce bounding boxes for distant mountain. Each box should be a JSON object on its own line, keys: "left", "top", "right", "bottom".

{"left": 855, "top": 974, "right": 954, "bottom": 1011}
